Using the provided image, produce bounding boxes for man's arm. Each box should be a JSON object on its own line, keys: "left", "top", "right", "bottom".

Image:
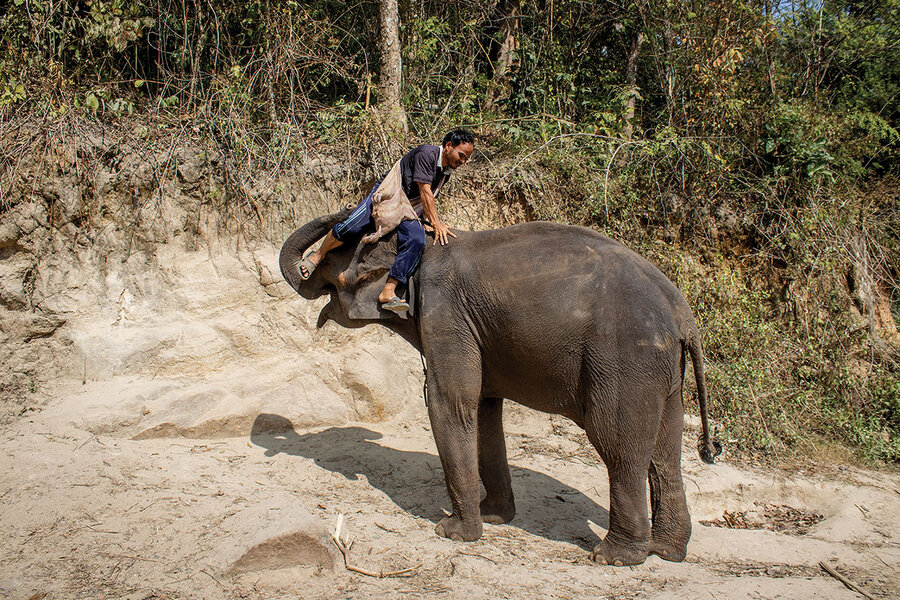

{"left": 417, "top": 181, "right": 456, "bottom": 246}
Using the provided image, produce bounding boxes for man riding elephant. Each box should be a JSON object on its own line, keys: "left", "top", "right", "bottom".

{"left": 298, "top": 129, "right": 475, "bottom": 312}
{"left": 281, "top": 197, "right": 722, "bottom": 566}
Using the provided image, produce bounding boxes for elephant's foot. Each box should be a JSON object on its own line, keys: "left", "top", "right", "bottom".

{"left": 648, "top": 508, "right": 691, "bottom": 562}
{"left": 480, "top": 497, "right": 515, "bottom": 525}
{"left": 435, "top": 515, "right": 483, "bottom": 542}
{"left": 590, "top": 536, "right": 649, "bottom": 567}
{"left": 648, "top": 537, "right": 687, "bottom": 562}
{"left": 649, "top": 525, "right": 689, "bottom": 562}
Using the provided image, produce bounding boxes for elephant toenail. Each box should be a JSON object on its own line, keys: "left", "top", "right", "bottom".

{"left": 450, "top": 533, "right": 463, "bottom": 542}
{"left": 614, "top": 560, "right": 623, "bottom": 566}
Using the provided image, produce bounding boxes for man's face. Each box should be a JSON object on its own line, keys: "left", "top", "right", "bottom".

{"left": 444, "top": 141, "right": 474, "bottom": 169}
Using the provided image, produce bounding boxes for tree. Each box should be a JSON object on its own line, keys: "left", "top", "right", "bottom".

{"left": 378, "top": 0, "right": 409, "bottom": 133}
{"left": 487, "top": 0, "right": 521, "bottom": 108}
{"left": 622, "top": 30, "right": 644, "bottom": 140}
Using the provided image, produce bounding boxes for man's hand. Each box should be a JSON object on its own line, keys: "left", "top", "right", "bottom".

{"left": 432, "top": 220, "right": 457, "bottom": 245}
{"left": 417, "top": 181, "right": 456, "bottom": 245}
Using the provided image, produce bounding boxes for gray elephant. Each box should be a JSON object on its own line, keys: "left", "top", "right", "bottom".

{"left": 280, "top": 207, "right": 720, "bottom": 566}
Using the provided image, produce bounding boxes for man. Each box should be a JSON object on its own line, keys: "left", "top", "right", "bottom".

{"left": 299, "top": 129, "right": 474, "bottom": 312}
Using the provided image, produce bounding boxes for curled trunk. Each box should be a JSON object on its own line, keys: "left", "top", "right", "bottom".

{"left": 279, "top": 208, "right": 352, "bottom": 297}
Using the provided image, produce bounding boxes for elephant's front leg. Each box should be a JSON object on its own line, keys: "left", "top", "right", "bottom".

{"left": 478, "top": 397, "right": 515, "bottom": 524}
{"left": 426, "top": 354, "right": 484, "bottom": 542}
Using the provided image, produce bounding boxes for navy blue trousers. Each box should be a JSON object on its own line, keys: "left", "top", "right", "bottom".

{"left": 331, "top": 183, "right": 426, "bottom": 285}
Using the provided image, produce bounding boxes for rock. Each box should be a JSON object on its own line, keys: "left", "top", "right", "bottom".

{"left": 125, "top": 375, "right": 352, "bottom": 440}
{"left": 253, "top": 253, "right": 292, "bottom": 298}
{"left": 0, "top": 222, "right": 18, "bottom": 248}
{"left": 176, "top": 149, "right": 205, "bottom": 187}
{"left": 340, "top": 346, "right": 422, "bottom": 421}
{"left": 21, "top": 314, "right": 66, "bottom": 341}
{"left": 211, "top": 494, "right": 338, "bottom": 575}
{"left": 0, "top": 253, "right": 33, "bottom": 309}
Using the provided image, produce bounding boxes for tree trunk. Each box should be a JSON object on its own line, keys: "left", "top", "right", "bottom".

{"left": 622, "top": 31, "right": 644, "bottom": 140}
{"left": 487, "top": 0, "right": 521, "bottom": 108}
{"left": 663, "top": 27, "right": 675, "bottom": 126}
{"left": 763, "top": 0, "right": 777, "bottom": 99}
{"left": 265, "top": 0, "right": 277, "bottom": 125}
{"left": 378, "top": 0, "right": 408, "bottom": 133}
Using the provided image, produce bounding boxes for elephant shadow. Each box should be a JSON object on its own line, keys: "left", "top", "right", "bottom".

{"left": 250, "top": 414, "right": 609, "bottom": 550}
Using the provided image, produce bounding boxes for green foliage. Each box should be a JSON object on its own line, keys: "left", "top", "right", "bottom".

{"left": 504, "top": 3, "right": 625, "bottom": 130}
{"left": 0, "top": 77, "right": 27, "bottom": 107}
{"left": 763, "top": 103, "right": 837, "bottom": 183}
{"left": 83, "top": 0, "right": 155, "bottom": 52}
{"left": 310, "top": 100, "right": 365, "bottom": 140}
{"left": 661, "top": 248, "right": 900, "bottom": 464}
{"left": 829, "top": 368, "right": 900, "bottom": 463}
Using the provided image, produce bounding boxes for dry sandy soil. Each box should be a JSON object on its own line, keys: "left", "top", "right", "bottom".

{"left": 2, "top": 231, "right": 898, "bottom": 600}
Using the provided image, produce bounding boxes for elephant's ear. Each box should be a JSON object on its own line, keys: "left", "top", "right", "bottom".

{"left": 344, "top": 234, "right": 415, "bottom": 321}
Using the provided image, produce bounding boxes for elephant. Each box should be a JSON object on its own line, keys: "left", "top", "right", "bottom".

{"left": 279, "top": 207, "right": 720, "bottom": 566}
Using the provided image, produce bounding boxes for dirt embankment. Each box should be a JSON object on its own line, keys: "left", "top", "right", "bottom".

{"left": 1, "top": 119, "right": 898, "bottom": 599}
{"left": 0, "top": 118, "right": 535, "bottom": 419}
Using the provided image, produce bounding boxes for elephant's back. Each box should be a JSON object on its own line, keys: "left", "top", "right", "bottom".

{"left": 433, "top": 222, "right": 694, "bottom": 414}
{"left": 457, "top": 221, "right": 646, "bottom": 267}
{"left": 453, "top": 221, "right": 682, "bottom": 305}
{"left": 442, "top": 220, "right": 696, "bottom": 343}
{"left": 459, "top": 220, "right": 621, "bottom": 249}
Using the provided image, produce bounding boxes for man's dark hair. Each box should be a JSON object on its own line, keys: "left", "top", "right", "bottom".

{"left": 442, "top": 129, "right": 474, "bottom": 148}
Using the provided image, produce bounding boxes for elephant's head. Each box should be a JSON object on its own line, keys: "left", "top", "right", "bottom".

{"left": 279, "top": 208, "right": 420, "bottom": 344}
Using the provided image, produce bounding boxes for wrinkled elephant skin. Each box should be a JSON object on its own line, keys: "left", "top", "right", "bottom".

{"left": 280, "top": 210, "right": 720, "bottom": 566}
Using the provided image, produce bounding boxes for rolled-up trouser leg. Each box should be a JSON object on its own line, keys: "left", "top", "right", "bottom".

{"left": 389, "top": 219, "right": 426, "bottom": 284}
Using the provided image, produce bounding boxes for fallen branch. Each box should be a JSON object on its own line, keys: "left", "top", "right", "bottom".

{"left": 819, "top": 561, "right": 877, "bottom": 600}
{"left": 331, "top": 513, "right": 422, "bottom": 578}
{"left": 200, "top": 568, "right": 226, "bottom": 589}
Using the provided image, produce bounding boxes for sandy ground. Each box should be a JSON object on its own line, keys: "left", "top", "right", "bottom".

{"left": 2, "top": 242, "right": 899, "bottom": 600}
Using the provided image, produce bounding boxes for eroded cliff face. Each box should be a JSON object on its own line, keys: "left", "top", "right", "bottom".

{"left": 0, "top": 119, "right": 416, "bottom": 433}
{"left": 0, "top": 117, "right": 540, "bottom": 433}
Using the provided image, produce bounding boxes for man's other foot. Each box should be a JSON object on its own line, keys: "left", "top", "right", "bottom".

{"left": 380, "top": 296, "right": 409, "bottom": 312}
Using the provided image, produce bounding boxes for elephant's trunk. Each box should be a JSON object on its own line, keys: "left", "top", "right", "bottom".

{"left": 279, "top": 207, "right": 353, "bottom": 297}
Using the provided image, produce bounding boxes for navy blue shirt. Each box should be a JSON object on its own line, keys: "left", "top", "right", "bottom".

{"left": 398, "top": 145, "right": 450, "bottom": 201}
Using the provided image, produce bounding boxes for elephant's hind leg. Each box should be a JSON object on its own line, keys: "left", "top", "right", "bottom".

{"left": 648, "top": 387, "right": 692, "bottom": 562}
{"left": 585, "top": 402, "right": 655, "bottom": 566}
{"left": 477, "top": 397, "right": 515, "bottom": 524}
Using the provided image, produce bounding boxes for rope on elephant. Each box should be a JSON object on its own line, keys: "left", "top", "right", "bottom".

{"left": 420, "top": 353, "right": 429, "bottom": 406}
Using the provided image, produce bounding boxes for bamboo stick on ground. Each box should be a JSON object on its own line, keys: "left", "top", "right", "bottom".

{"left": 332, "top": 513, "right": 422, "bottom": 578}
{"left": 819, "top": 561, "right": 877, "bottom": 600}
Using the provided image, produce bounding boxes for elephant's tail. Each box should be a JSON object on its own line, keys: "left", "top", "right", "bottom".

{"left": 686, "top": 329, "right": 722, "bottom": 464}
